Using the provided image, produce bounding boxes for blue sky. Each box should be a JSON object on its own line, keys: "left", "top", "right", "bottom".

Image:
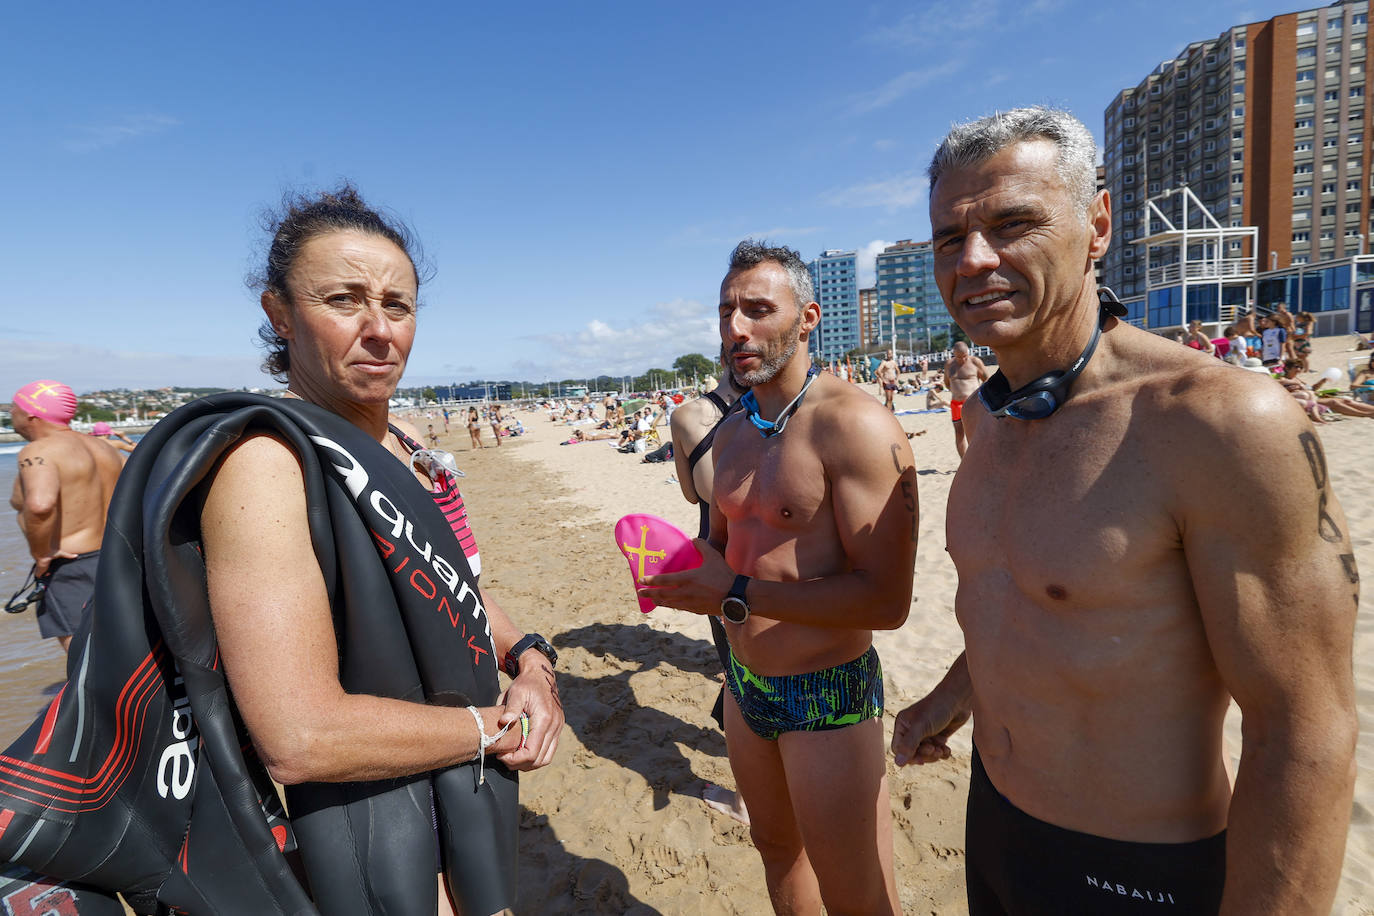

{"left": 1, "top": 0, "right": 1299, "bottom": 393}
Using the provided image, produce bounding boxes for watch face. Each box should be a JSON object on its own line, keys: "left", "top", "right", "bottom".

{"left": 721, "top": 597, "right": 749, "bottom": 624}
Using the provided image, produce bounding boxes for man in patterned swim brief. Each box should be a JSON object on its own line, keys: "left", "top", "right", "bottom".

{"left": 725, "top": 645, "right": 883, "bottom": 741}
{"left": 642, "top": 240, "right": 917, "bottom": 914}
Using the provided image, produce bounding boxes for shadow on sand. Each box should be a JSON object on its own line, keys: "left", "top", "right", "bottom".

{"left": 553, "top": 622, "right": 729, "bottom": 812}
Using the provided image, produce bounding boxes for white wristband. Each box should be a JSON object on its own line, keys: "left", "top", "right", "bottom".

{"left": 466, "top": 705, "right": 513, "bottom": 786}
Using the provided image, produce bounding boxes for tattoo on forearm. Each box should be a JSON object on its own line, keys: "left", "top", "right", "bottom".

{"left": 1299, "top": 432, "right": 1343, "bottom": 543}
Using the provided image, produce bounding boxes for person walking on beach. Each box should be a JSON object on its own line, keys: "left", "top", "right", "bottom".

{"left": 943, "top": 341, "right": 987, "bottom": 458}
{"left": 877, "top": 349, "right": 900, "bottom": 412}
{"left": 890, "top": 106, "right": 1357, "bottom": 915}
{"left": 669, "top": 345, "right": 750, "bottom": 824}
{"left": 8, "top": 380, "right": 123, "bottom": 654}
{"left": 489, "top": 404, "right": 502, "bottom": 447}
{"left": 467, "top": 405, "right": 482, "bottom": 450}
{"left": 644, "top": 240, "right": 917, "bottom": 915}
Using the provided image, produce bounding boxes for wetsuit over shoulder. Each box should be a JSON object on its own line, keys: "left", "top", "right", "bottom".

{"left": 0, "top": 394, "right": 516, "bottom": 915}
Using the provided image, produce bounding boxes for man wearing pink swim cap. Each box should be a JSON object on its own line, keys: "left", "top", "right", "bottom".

{"left": 9, "top": 380, "right": 124, "bottom": 652}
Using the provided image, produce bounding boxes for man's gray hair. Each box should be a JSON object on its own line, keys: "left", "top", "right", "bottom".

{"left": 728, "top": 240, "right": 815, "bottom": 311}
{"left": 928, "top": 106, "right": 1098, "bottom": 213}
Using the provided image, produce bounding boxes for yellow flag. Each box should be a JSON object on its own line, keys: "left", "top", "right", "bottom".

{"left": 892, "top": 302, "right": 916, "bottom": 316}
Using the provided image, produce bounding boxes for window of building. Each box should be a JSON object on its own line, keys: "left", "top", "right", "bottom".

{"left": 1124, "top": 174, "right": 1135, "bottom": 185}
{"left": 1349, "top": 179, "right": 1363, "bottom": 191}
{"left": 1125, "top": 116, "right": 1136, "bottom": 127}
{"left": 1326, "top": 68, "right": 1341, "bottom": 81}
{"left": 1298, "top": 69, "right": 1315, "bottom": 82}
{"left": 1324, "top": 138, "right": 1339, "bottom": 148}
{"left": 1296, "top": 142, "right": 1314, "bottom": 152}
{"left": 1294, "top": 231, "right": 1310, "bottom": 242}
{"left": 1328, "top": 18, "right": 1343, "bottom": 33}
{"left": 1234, "top": 151, "right": 1245, "bottom": 162}
{"left": 1353, "top": 87, "right": 1366, "bottom": 98}
{"left": 1233, "top": 105, "right": 1244, "bottom": 117}
{"left": 1294, "top": 209, "right": 1312, "bottom": 221}
{"left": 1299, "top": 47, "right": 1317, "bottom": 60}
{"left": 1235, "top": 34, "right": 1246, "bottom": 48}
{"left": 1323, "top": 205, "right": 1336, "bottom": 216}
{"left": 1232, "top": 173, "right": 1244, "bottom": 184}
{"left": 1151, "top": 182, "right": 1162, "bottom": 193}
{"left": 1325, "top": 90, "right": 1341, "bottom": 102}
{"left": 1298, "top": 94, "right": 1315, "bottom": 106}
{"left": 1295, "top": 164, "right": 1314, "bottom": 174}
{"left": 1321, "top": 230, "right": 1336, "bottom": 240}
{"left": 1229, "top": 240, "right": 1243, "bottom": 251}
{"left": 1123, "top": 191, "right": 1135, "bottom": 202}
{"left": 1232, "top": 195, "right": 1243, "bottom": 207}
{"left": 1323, "top": 182, "right": 1337, "bottom": 193}
{"left": 1297, "top": 22, "right": 1316, "bottom": 37}
{"left": 1349, "top": 202, "right": 1364, "bottom": 214}
{"left": 1296, "top": 187, "right": 1312, "bottom": 197}
{"left": 1124, "top": 265, "right": 1135, "bottom": 276}
{"left": 1296, "top": 118, "right": 1314, "bottom": 129}
{"left": 1294, "top": 255, "right": 1310, "bottom": 264}
{"left": 1354, "top": 12, "right": 1367, "bottom": 25}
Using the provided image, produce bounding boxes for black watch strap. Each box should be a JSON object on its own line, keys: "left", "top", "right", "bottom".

{"left": 727, "top": 574, "right": 750, "bottom": 602}
{"left": 504, "top": 633, "right": 556, "bottom": 677}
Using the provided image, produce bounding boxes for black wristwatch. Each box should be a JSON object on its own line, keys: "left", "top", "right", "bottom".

{"left": 504, "top": 633, "right": 557, "bottom": 677}
{"left": 720, "top": 574, "right": 751, "bottom": 624}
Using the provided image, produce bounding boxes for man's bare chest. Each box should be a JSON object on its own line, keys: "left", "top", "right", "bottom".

{"left": 714, "top": 435, "right": 828, "bottom": 530}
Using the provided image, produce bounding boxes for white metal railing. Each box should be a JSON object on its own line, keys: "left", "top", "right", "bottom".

{"left": 1147, "top": 257, "right": 1257, "bottom": 286}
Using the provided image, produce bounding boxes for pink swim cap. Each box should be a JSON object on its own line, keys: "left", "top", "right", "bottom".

{"left": 91, "top": 421, "right": 112, "bottom": 436}
{"left": 13, "top": 380, "right": 77, "bottom": 425}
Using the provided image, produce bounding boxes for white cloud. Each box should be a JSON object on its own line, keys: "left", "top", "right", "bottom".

{"left": 64, "top": 114, "right": 179, "bottom": 153}
{"left": 851, "top": 65, "right": 960, "bottom": 114}
{"left": 0, "top": 339, "right": 267, "bottom": 394}
{"left": 513, "top": 298, "right": 720, "bottom": 380}
{"left": 823, "top": 173, "right": 928, "bottom": 212}
{"left": 857, "top": 240, "right": 891, "bottom": 289}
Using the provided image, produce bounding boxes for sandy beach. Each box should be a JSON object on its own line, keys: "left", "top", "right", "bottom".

{"left": 444, "top": 333, "right": 1374, "bottom": 915}
{"left": 1, "top": 337, "right": 1372, "bottom": 913}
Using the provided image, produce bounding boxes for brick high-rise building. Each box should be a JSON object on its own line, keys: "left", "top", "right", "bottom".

{"left": 1102, "top": 0, "right": 1371, "bottom": 303}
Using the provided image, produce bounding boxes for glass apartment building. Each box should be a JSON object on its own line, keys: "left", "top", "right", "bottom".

{"left": 808, "top": 249, "right": 860, "bottom": 361}
{"left": 873, "top": 240, "right": 946, "bottom": 351}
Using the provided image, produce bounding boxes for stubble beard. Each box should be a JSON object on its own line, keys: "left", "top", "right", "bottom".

{"left": 733, "top": 316, "right": 802, "bottom": 388}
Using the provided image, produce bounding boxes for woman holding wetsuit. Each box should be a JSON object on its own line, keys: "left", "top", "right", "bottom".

{"left": 201, "top": 186, "right": 562, "bottom": 913}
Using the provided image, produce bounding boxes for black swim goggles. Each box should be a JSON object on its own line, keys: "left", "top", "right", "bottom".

{"left": 977, "top": 288, "right": 1126, "bottom": 421}
{"left": 5, "top": 565, "right": 46, "bottom": 614}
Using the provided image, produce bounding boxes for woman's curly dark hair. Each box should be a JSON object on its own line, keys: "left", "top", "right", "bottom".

{"left": 248, "top": 183, "right": 426, "bottom": 382}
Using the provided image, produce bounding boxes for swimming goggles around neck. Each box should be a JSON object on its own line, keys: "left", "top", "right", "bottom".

{"left": 740, "top": 365, "right": 820, "bottom": 437}
{"left": 978, "top": 290, "right": 1122, "bottom": 421}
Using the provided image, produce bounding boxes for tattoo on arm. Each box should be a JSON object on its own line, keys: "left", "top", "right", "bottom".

{"left": 1300, "top": 431, "right": 1361, "bottom": 608}
{"left": 900, "top": 478, "right": 917, "bottom": 543}
{"left": 1299, "top": 432, "right": 1343, "bottom": 544}
{"left": 889, "top": 444, "right": 902, "bottom": 474}
{"left": 19, "top": 457, "right": 43, "bottom": 467}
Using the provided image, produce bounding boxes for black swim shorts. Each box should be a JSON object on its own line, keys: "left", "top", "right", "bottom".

{"left": 966, "top": 745, "right": 1226, "bottom": 915}
{"left": 37, "top": 550, "right": 99, "bottom": 639}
